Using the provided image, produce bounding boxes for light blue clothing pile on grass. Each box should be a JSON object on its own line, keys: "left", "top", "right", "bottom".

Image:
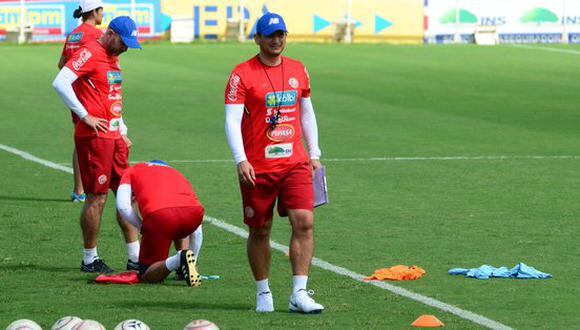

{"left": 448, "top": 262, "right": 551, "bottom": 279}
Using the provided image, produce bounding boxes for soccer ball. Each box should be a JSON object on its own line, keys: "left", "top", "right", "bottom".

{"left": 72, "top": 319, "right": 106, "bottom": 330}
{"left": 6, "top": 319, "right": 42, "bottom": 330}
{"left": 114, "top": 319, "right": 150, "bottom": 330}
{"left": 184, "top": 319, "right": 219, "bottom": 330}
{"left": 52, "top": 316, "right": 83, "bottom": 330}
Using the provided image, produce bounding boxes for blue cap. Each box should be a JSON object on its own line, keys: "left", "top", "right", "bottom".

{"left": 109, "top": 16, "right": 141, "bottom": 49}
{"left": 148, "top": 160, "right": 168, "bottom": 166}
{"left": 256, "top": 13, "right": 287, "bottom": 37}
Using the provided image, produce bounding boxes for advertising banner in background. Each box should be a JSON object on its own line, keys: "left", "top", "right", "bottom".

{"left": 0, "top": 0, "right": 163, "bottom": 42}
{"left": 425, "top": 0, "right": 579, "bottom": 44}
{"left": 161, "top": 0, "right": 424, "bottom": 43}
{"left": 6, "top": 0, "right": 578, "bottom": 44}
{"left": 0, "top": 0, "right": 423, "bottom": 43}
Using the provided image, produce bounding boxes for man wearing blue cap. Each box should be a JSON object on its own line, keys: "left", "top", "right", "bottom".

{"left": 224, "top": 13, "right": 324, "bottom": 313}
{"left": 53, "top": 16, "right": 142, "bottom": 274}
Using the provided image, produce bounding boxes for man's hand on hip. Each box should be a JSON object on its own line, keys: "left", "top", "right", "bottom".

{"left": 237, "top": 160, "right": 256, "bottom": 187}
{"left": 81, "top": 115, "right": 108, "bottom": 137}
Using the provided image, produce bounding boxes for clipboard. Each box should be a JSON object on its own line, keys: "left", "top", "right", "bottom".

{"left": 313, "top": 166, "right": 328, "bottom": 208}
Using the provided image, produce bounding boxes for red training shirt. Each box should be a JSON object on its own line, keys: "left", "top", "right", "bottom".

{"left": 119, "top": 163, "right": 202, "bottom": 219}
{"left": 61, "top": 23, "right": 104, "bottom": 61}
{"left": 65, "top": 40, "right": 123, "bottom": 139}
{"left": 61, "top": 23, "right": 104, "bottom": 124}
{"left": 224, "top": 55, "right": 311, "bottom": 174}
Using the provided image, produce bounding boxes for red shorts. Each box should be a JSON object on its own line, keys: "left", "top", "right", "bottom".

{"left": 139, "top": 206, "right": 205, "bottom": 267}
{"left": 74, "top": 137, "right": 129, "bottom": 194}
{"left": 240, "top": 162, "right": 314, "bottom": 228}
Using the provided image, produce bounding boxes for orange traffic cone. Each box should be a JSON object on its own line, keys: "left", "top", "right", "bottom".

{"left": 411, "top": 315, "right": 444, "bottom": 328}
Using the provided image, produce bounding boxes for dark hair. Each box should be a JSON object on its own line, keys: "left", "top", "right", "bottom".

{"left": 72, "top": 6, "right": 102, "bottom": 21}
{"left": 73, "top": 6, "right": 83, "bottom": 19}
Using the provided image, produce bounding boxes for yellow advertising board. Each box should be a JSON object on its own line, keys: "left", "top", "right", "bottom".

{"left": 160, "top": 0, "right": 423, "bottom": 43}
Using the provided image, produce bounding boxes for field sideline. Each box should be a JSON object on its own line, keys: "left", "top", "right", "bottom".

{"left": 1, "top": 43, "right": 579, "bottom": 329}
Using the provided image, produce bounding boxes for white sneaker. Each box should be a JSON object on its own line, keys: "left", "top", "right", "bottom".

{"left": 289, "top": 289, "right": 324, "bottom": 314}
{"left": 256, "top": 291, "right": 274, "bottom": 313}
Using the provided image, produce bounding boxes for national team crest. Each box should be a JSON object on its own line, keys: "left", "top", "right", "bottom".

{"left": 289, "top": 77, "right": 299, "bottom": 88}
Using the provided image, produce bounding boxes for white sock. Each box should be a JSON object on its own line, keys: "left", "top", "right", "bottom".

{"left": 165, "top": 251, "right": 181, "bottom": 271}
{"left": 256, "top": 279, "right": 270, "bottom": 294}
{"left": 126, "top": 240, "right": 140, "bottom": 263}
{"left": 292, "top": 275, "right": 308, "bottom": 294}
{"left": 255, "top": 279, "right": 274, "bottom": 312}
{"left": 189, "top": 226, "right": 203, "bottom": 266}
{"left": 83, "top": 247, "right": 98, "bottom": 265}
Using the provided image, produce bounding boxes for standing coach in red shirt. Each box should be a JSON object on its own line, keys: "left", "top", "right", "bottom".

{"left": 225, "top": 13, "right": 324, "bottom": 314}
{"left": 53, "top": 16, "right": 141, "bottom": 274}
{"left": 58, "top": 0, "right": 132, "bottom": 204}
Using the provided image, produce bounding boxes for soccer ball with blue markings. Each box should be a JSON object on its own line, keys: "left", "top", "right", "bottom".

{"left": 114, "top": 319, "right": 150, "bottom": 330}
{"left": 51, "top": 316, "right": 83, "bottom": 330}
{"left": 72, "top": 319, "right": 105, "bottom": 330}
{"left": 6, "top": 319, "right": 42, "bottom": 330}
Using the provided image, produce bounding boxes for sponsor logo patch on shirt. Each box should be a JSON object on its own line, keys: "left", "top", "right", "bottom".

{"left": 265, "top": 91, "right": 297, "bottom": 108}
{"left": 228, "top": 74, "right": 241, "bottom": 102}
{"left": 265, "top": 143, "right": 293, "bottom": 159}
{"left": 107, "top": 71, "right": 123, "bottom": 85}
{"left": 267, "top": 124, "right": 295, "bottom": 142}
{"left": 109, "top": 118, "right": 120, "bottom": 131}
{"left": 72, "top": 49, "right": 92, "bottom": 70}
{"left": 68, "top": 32, "right": 83, "bottom": 44}
{"left": 110, "top": 101, "right": 122, "bottom": 116}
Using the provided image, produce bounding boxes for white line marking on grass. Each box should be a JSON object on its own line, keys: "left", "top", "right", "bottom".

{"left": 324, "top": 155, "right": 580, "bottom": 162}
{"left": 204, "top": 216, "right": 512, "bottom": 330}
{"left": 0, "top": 144, "right": 73, "bottom": 174}
{"left": 511, "top": 44, "right": 580, "bottom": 55}
{"left": 52, "top": 155, "right": 580, "bottom": 166}
{"left": 1, "top": 143, "right": 512, "bottom": 330}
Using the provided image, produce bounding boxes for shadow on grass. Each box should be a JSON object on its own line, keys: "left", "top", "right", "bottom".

{"left": 0, "top": 263, "right": 76, "bottom": 273}
{"left": 110, "top": 299, "right": 253, "bottom": 312}
{"left": 0, "top": 195, "right": 69, "bottom": 203}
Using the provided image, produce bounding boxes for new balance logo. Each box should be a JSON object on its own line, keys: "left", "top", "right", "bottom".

{"left": 269, "top": 18, "right": 279, "bottom": 25}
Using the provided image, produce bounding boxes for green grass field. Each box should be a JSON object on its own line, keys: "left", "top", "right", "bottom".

{"left": 1, "top": 42, "right": 579, "bottom": 329}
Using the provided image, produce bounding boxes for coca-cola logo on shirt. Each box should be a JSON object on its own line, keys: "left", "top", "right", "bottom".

{"left": 227, "top": 74, "right": 240, "bottom": 102}
{"left": 267, "top": 124, "right": 295, "bottom": 142}
{"left": 72, "top": 49, "right": 92, "bottom": 71}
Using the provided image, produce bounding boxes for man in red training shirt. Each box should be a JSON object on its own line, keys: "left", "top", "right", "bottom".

{"left": 116, "top": 161, "right": 205, "bottom": 286}
{"left": 224, "top": 13, "right": 324, "bottom": 313}
{"left": 53, "top": 16, "right": 141, "bottom": 274}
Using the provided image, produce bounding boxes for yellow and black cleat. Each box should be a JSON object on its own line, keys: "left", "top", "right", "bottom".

{"left": 180, "top": 250, "right": 201, "bottom": 287}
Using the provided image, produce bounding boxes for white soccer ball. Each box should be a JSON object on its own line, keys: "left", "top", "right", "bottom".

{"left": 114, "top": 319, "right": 150, "bottom": 330}
{"left": 6, "top": 319, "right": 42, "bottom": 330}
{"left": 52, "top": 316, "right": 83, "bottom": 330}
{"left": 72, "top": 319, "right": 106, "bottom": 330}
{"left": 184, "top": 319, "right": 219, "bottom": 330}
